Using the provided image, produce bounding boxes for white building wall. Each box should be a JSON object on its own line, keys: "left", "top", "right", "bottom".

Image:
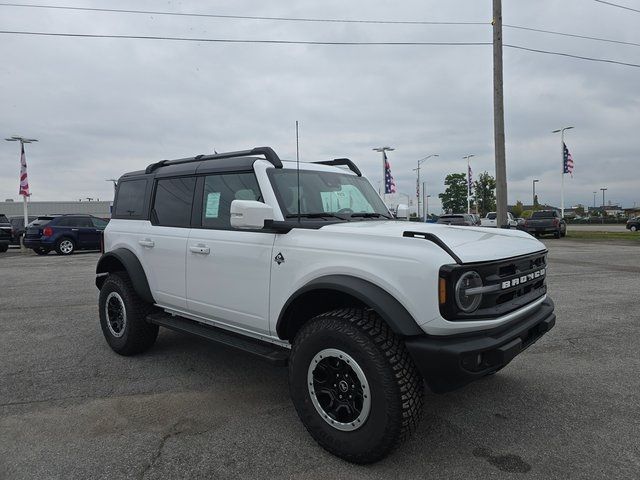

{"left": 0, "top": 200, "right": 112, "bottom": 217}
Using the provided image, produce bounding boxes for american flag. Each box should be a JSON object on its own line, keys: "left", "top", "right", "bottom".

{"left": 467, "top": 164, "right": 473, "bottom": 194}
{"left": 19, "top": 143, "right": 30, "bottom": 197}
{"left": 384, "top": 151, "right": 397, "bottom": 194}
{"left": 563, "top": 142, "right": 574, "bottom": 177}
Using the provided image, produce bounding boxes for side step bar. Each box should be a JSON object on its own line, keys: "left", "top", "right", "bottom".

{"left": 147, "top": 312, "right": 289, "bottom": 366}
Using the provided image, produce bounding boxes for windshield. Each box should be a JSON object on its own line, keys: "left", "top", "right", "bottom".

{"left": 269, "top": 169, "right": 391, "bottom": 220}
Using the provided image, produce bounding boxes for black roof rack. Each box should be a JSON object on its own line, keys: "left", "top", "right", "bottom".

{"left": 145, "top": 146, "right": 283, "bottom": 174}
{"left": 314, "top": 158, "right": 362, "bottom": 177}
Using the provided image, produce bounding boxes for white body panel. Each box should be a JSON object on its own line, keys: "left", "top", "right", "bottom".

{"left": 185, "top": 228, "right": 275, "bottom": 335}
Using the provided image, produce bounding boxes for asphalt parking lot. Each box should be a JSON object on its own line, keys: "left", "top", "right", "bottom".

{"left": 1, "top": 240, "right": 639, "bottom": 480}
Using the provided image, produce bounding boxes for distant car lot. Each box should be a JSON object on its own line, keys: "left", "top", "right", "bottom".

{"left": 1, "top": 240, "right": 639, "bottom": 479}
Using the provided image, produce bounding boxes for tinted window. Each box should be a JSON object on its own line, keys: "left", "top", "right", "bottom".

{"left": 152, "top": 177, "right": 196, "bottom": 227}
{"left": 30, "top": 217, "right": 54, "bottom": 227}
{"left": 0, "top": 215, "right": 8, "bottom": 223}
{"left": 487, "top": 213, "right": 496, "bottom": 220}
{"left": 92, "top": 217, "right": 109, "bottom": 228}
{"left": 56, "top": 216, "right": 92, "bottom": 227}
{"left": 115, "top": 180, "right": 147, "bottom": 218}
{"left": 531, "top": 211, "right": 556, "bottom": 218}
{"left": 201, "top": 172, "right": 262, "bottom": 229}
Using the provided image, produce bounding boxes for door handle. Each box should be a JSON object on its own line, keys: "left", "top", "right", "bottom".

{"left": 138, "top": 239, "right": 155, "bottom": 248}
{"left": 71, "top": 228, "right": 79, "bottom": 231}
{"left": 189, "top": 244, "right": 210, "bottom": 255}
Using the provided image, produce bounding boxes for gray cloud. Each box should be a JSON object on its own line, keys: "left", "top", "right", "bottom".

{"left": 1, "top": 0, "right": 639, "bottom": 212}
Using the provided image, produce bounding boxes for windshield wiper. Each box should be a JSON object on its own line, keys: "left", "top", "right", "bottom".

{"left": 349, "top": 212, "right": 393, "bottom": 219}
{"left": 285, "top": 213, "right": 347, "bottom": 220}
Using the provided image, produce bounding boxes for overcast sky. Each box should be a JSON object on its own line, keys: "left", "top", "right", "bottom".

{"left": 1, "top": 0, "right": 639, "bottom": 211}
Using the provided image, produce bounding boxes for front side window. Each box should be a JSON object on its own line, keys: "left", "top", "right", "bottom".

{"left": 269, "top": 169, "right": 390, "bottom": 220}
{"left": 201, "top": 172, "right": 262, "bottom": 229}
{"left": 92, "top": 217, "right": 109, "bottom": 229}
{"left": 152, "top": 177, "right": 196, "bottom": 227}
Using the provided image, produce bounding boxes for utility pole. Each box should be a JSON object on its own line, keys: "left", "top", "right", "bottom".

{"left": 5, "top": 135, "right": 37, "bottom": 252}
{"left": 463, "top": 154, "right": 475, "bottom": 214}
{"left": 493, "top": 0, "right": 508, "bottom": 228}
{"left": 532, "top": 179, "right": 539, "bottom": 206}
{"left": 373, "top": 146, "right": 395, "bottom": 196}
{"left": 413, "top": 154, "right": 438, "bottom": 220}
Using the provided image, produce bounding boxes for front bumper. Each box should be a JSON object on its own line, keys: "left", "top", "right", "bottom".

{"left": 405, "top": 298, "right": 555, "bottom": 393}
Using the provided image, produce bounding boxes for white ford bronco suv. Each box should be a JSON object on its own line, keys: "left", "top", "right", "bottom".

{"left": 96, "top": 147, "right": 555, "bottom": 463}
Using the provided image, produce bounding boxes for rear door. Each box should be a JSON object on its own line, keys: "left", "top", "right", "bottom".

{"left": 139, "top": 176, "right": 196, "bottom": 310}
{"left": 75, "top": 216, "right": 100, "bottom": 247}
{"left": 185, "top": 172, "right": 275, "bottom": 335}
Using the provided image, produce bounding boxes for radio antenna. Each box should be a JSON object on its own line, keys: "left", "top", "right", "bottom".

{"left": 296, "top": 120, "right": 301, "bottom": 223}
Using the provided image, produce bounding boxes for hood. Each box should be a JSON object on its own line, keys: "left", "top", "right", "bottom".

{"left": 319, "top": 221, "right": 545, "bottom": 264}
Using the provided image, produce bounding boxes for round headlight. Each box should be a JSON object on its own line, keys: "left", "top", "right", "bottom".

{"left": 455, "top": 271, "right": 483, "bottom": 312}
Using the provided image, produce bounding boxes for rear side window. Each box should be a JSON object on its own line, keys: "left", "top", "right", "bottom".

{"left": 114, "top": 180, "right": 147, "bottom": 218}
{"left": 151, "top": 177, "right": 196, "bottom": 228}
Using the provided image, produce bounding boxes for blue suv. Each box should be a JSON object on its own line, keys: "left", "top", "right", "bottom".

{"left": 24, "top": 214, "right": 109, "bottom": 255}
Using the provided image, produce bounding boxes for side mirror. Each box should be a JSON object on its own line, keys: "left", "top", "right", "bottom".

{"left": 230, "top": 200, "right": 274, "bottom": 229}
{"left": 395, "top": 204, "right": 409, "bottom": 220}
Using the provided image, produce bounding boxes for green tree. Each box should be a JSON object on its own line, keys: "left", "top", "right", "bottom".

{"left": 439, "top": 173, "right": 468, "bottom": 213}
{"left": 473, "top": 171, "right": 496, "bottom": 216}
{"left": 512, "top": 200, "right": 524, "bottom": 218}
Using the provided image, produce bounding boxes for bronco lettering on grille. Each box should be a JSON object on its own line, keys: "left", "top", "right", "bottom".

{"left": 501, "top": 268, "right": 546, "bottom": 290}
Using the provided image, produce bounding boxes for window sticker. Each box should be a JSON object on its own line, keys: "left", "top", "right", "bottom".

{"left": 205, "top": 192, "right": 221, "bottom": 218}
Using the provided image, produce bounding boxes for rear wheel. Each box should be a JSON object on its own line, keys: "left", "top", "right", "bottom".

{"left": 289, "top": 308, "right": 424, "bottom": 464}
{"left": 34, "top": 247, "right": 50, "bottom": 255}
{"left": 55, "top": 238, "right": 75, "bottom": 255}
{"left": 553, "top": 229, "right": 561, "bottom": 239}
{"left": 631, "top": 225, "right": 638, "bottom": 232}
{"left": 98, "top": 272, "right": 158, "bottom": 355}
{"left": 0, "top": 244, "right": 8, "bottom": 253}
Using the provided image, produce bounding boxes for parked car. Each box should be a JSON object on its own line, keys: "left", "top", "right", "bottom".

{"left": 436, "top": 213, "right": 476, "bottom": 226}
{"left": 23, "top": 214, "right": 109, "bottom": 255}
{"left": 480, "top": 212, "right": 518, "bottom": 228}
{"left": 8, "top": 215, "right": 38, "bottom": 245}
{"left": 516, "top": 217, "right": 527, "bottom": 230}
{"left": 0, "top": 214, "right": 11, "bottom": 252}
{"left": 524, "top": 210, "right": 567, "bottom": 238}
{"left": 626, "top": 216, "right": 639, "bottom": 232}
{"left": 96, "top": 147, "right": 554, "bottom": 463}
{"left": 469, "top": 213, "right": 482, "bottom": 226}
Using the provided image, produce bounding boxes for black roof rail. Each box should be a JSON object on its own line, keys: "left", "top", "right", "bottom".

{"left": 144, "top": 146, "right": 283, "bottom": 174}
{"left": 314, "top": 158, "right": 362, "bottom": 176}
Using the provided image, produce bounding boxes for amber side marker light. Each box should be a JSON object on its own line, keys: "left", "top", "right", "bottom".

{"left": 439, "top": 277, "right": 447, "bottom": 304}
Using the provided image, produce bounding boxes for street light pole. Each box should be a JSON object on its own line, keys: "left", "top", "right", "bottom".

{"left": 413, "top": 154, "right": 438, "bottom": 220}
{"left": 373, "top": 146, "right": 395, "bottom": 196}
{"left": 463, "top": 154, "right": 475, "bottom": 214}
{"left": 532, "top": 179, "right": 539, "bottom": 206}
{"left": 5, "top": 135, "right": 38, "bottom": 252}
{"left": 552, "top": 126, "right": 574, "bottom": 218}
{"left": 600, "top": 187, "right": 607, "bottom": 207}
{"left": 106, "top": 178, "right": 118, "bottom": 196}
{"left": 593, "top": 191, "right": 597, "bottom": 209}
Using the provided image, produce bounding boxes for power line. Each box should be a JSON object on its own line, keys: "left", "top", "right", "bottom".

{"left": 0, "top": 2, "right": 487, "bottom": 25}
{"left": 594, "top": 0, "right": 640, "bottom": 14}
{"left": 0, "top": 29, "right": 638, "bottom": 69}
{"left": 504, "top": 44, "right": 640, "bottom": 68}
{"left": 2, "top": 1, "right": 637, "bottom": 50}
{"left": 504, "top": 24, "right": 640, "bottom": 48}
{"left": 0, "top": 30, "right": 491, "bottom": 46}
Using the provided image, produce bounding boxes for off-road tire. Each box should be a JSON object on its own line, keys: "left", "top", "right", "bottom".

{"left": 98, "top": 272, "right": 158, "bottom": 356}
{"left": 34, "top": 247, "right": 50, "bottom": 255}
{"left": 55, "top": 237, "right": 75, "bottom": 255}
{"left": 289, "top": 308, "right": 424, "bottom": 464}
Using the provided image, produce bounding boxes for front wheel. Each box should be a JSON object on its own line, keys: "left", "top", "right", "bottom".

{"left": 98, "top": 272, "right": 158, "bottom": 355}
{"left": 288, "top": 308, "right": 424, "bottom": 464}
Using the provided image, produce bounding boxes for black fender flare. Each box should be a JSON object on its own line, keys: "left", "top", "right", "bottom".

{"left": 95, "top": 248, "right": 155, "bottom": 304}
{"left": 276, "top": 274, "right": 423, "bottom": 339}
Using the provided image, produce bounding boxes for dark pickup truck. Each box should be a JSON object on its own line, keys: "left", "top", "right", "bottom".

{"left": 0, "top": 214, "right": 11, "bottom": 252}
{"left": 524, "top": 210, "right": 566, "bottom": 238}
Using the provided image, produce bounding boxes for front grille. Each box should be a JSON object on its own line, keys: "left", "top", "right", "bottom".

{"left": 440, "top": 251, "right": 548, "bottom": 321}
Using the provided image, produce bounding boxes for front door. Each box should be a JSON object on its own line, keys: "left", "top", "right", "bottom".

{"left": 186, "top": 172, "right": 274, "bottom": 336}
